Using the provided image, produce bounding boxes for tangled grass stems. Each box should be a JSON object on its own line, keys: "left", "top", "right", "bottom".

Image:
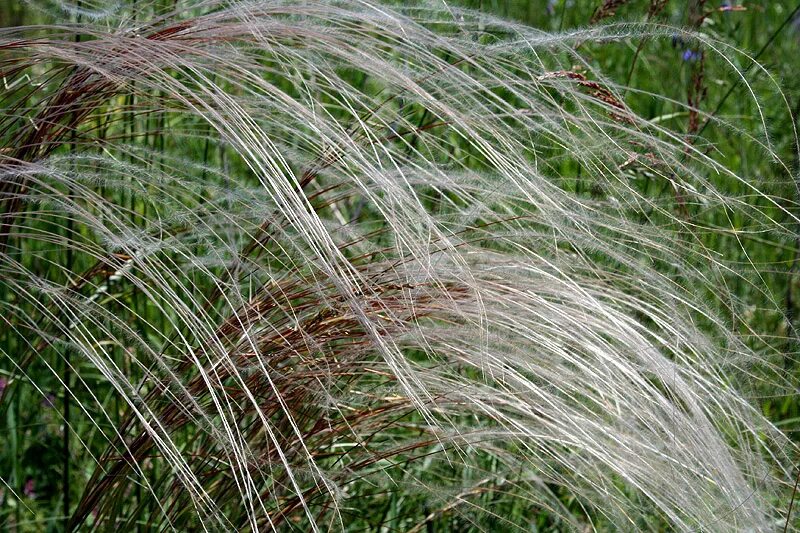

{"left": 0, "top": 1, "right": 798, "bottom": 530}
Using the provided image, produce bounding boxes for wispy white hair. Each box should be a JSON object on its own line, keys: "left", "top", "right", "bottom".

{"left": 0, "top": 1, "right": 796, "bottom": 531}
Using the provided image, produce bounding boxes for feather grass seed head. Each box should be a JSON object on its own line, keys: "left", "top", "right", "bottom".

{"left": 0, "top": 1, "right": 797, "bottom": 531}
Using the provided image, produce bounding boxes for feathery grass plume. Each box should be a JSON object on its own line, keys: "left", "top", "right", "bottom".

{"left": 0, "top": 1, "right": 797, "bottom": 530}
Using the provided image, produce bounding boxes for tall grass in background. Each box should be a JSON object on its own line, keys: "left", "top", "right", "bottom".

{"left": 1, "top": 0, "right": 799, "bottom": 530}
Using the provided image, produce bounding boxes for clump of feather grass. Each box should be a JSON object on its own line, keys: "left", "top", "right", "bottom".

{"left": 0, "top": 1, "right": 798, "bottom": 531}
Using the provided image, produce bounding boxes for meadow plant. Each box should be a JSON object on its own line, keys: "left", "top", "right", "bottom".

{"left": 0, "top": 1, "right": 798, "bottom": 530}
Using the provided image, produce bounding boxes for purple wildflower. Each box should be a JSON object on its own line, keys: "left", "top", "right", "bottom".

{"left": 23, "top": 478, "right": 35, "bottom": 499}
{"left": 0, "top": 377, "right": 6, "bottom": 398}
{"left": 719, "top": 2, "right": 746, "bottom": 12}
{"left": 682, "top": 49, "right": 702, "bottom": 62}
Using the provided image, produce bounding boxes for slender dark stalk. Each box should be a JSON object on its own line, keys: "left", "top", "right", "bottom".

{"left": 623, "top": 0, "right": 669, "bottom": 89}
